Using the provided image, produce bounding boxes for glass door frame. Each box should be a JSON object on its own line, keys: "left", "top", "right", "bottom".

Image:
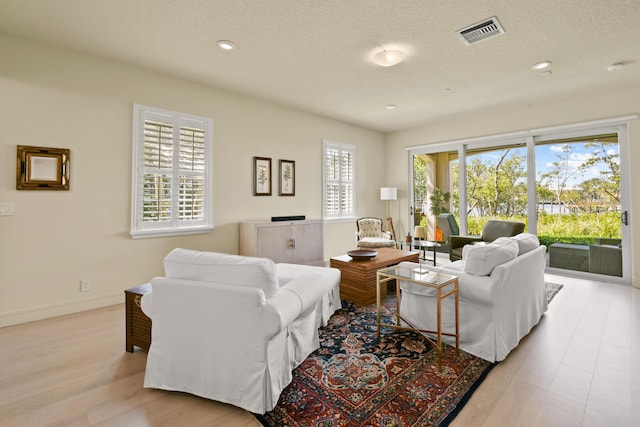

{"left": 407, "top": 117, "right": 634, "bottom": 284}
{"left": 532, "top": 123, "right": 632, "bottom": 282}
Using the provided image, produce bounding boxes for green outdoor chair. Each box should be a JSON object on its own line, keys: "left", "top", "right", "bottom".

{"left": 437, "top": 213, "right": 459, "bottom": 246}
{"left": 449, "top": 219, "right": 525, "bottom": 261}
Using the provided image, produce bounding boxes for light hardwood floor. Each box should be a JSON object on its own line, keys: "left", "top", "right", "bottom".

{"left": 1, "top": 274, "right": 638, "bottom": 426}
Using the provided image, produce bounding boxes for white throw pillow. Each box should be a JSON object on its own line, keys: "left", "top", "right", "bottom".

{"left": 163, "top": 248, "right": 280, "bottom": 298}
{"left": 463, "top": 237, "right": 518, "bottom": 276}
{"left": 511, "top": 233, "right": 540, "bottom": 255}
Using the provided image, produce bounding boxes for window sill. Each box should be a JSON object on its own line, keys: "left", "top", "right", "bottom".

{"left": 323, "top": 216, "right": 357, "bottom": 224}
{"left": 130, "top": 226, "right": 213, "bottom": 239}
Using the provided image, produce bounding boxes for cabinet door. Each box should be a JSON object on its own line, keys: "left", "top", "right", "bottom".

{"left": 256, "top": 225, "right": 293, "bottom": 263}
{"left": 291, "top": 222, "right": 323, "bottom": 264}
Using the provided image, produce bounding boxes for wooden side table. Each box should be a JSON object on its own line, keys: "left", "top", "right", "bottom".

{"left": 125, "top": 283, "right": 152, "bottom": 352}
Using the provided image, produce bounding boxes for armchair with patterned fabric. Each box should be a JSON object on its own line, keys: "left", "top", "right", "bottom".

{"left": 355, "top": 217, "right": 397, "bottom": 249}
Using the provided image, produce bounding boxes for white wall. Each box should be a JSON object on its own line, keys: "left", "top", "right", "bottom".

{"left": 4, "top": 32, "right": 637, "bottom": 327}
{"left": 0, "top": 34, "right": 386, "bottom": 326}
{"left": 385, "top": 85, "right": 640, "bottom": 287}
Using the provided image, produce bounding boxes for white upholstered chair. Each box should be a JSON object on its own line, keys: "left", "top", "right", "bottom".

{"left": 355, "top": 217, "right": 396, "bottom": 248}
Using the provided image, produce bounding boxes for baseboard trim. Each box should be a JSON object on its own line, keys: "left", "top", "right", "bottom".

{"left": 0, "top": 292, "right": 122, "bottom": 327}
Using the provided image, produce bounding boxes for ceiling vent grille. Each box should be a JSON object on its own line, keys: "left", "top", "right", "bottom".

{"left": 457, "top": 16, "right": 504, "bottom": 45}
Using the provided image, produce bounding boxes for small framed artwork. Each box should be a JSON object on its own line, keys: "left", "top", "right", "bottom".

{"left": 253, "top": 156, "right": 272, "bottom": 196}
{"left": 16, "top": 145, "right": 70, "bottom": 190}
{"left": 279, "top": 159, "right": 295, "bottom": 196}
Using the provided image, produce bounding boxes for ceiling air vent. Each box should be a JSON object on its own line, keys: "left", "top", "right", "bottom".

{"left": 457, "top": 16, "right": 504, "bottom": 45}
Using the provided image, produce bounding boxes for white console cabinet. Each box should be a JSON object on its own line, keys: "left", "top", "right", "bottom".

{"left": 240, "top": 220, "right": 324, "bottom": 266}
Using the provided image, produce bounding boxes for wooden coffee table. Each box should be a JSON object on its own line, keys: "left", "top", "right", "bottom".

{"left": 330, "top": 248, "right": 419, "bottom": 306}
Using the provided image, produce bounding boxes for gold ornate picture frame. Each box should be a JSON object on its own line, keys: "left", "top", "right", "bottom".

{"left": 16, "top": 145, "right": 70, "bottom": 190}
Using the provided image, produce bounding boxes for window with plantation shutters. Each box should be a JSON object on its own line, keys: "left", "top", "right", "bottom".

{"left": 323, "top": 139, "right": 356, "bottom": 220}
{"left": 131, "top": 104, "right": 213, "bottom": 238}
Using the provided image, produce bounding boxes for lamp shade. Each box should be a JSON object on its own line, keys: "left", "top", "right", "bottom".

{"left": 414, "top": 226, "right": 427, "bottom": 239}
{"left": 380, "top": 187, "right": 397, "bottom": 201}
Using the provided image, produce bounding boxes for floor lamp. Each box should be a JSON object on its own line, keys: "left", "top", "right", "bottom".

{"left": 380, "top": 187, "right": 397, "bottom": 242}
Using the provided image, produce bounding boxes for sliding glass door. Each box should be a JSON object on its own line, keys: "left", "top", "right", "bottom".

{"left": 461, "top": 144, "right": 528, "bottom": 235}
{"left": 409, "top": 120, "right": 631, "bottom": 283}
{"left": 535, "top": 133, "right": 625, "bottom": 277}
{"left": 412, "top": 152, "right": 458, "bottom": 241}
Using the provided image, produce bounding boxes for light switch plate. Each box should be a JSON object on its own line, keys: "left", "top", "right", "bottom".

{"left": 0, "top": 202, "right": 14, "bottom": 216}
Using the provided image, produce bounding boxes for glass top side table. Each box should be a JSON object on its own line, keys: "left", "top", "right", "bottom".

{"left": 397, "top": 240, "right": 441, "bottom": 266}
{"left": 376, "top": 265, "right": 459, "bottom": 371}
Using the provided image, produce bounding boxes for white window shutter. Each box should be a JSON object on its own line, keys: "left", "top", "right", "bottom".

{"left": 323, "top": 140, "right": 355, "bottom": 219}
{"left": 131, "top": 105, "right": 213, "bottom": 238}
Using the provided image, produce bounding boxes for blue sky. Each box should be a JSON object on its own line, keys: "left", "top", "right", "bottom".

{"left": 467, "top": 142, "right": 618, "bottom": 190}
{"left": 536, "top": 143, "right": 618, "bottom": 189}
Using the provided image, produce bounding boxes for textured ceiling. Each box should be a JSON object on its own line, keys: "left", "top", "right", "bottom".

{"left": 1, "top": 0, "right": 639, "bottom": 132}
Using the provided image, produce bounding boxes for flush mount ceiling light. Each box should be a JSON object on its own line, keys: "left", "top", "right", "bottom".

{"left": 385, "top": 104, "right": 397, "bottom": 110}
{"left": 217, "top": 40, "right": 236, "bottom": 51}
{"left": 373, "top": 49, "right": 406, "bottom": 67}
{"left": 531, "top": 61, "right": 552, "bottom": 71}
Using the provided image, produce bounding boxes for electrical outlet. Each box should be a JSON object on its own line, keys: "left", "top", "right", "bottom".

{"left": 81, "top": 279, "right": 91, "bottom": 292}
{"left": 0, "top": 202, "right": 14, "bottom": 216}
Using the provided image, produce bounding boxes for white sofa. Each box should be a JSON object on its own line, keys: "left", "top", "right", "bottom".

{"left": 140, "top": 248, "right": 341, "bottom": 414}
{"left": 398, "top": 233, "right": 547, "bottom": 362}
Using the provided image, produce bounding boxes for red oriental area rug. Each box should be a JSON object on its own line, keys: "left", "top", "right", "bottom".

{"left": 256, "top": 299, "right": 494, "bottom": 427}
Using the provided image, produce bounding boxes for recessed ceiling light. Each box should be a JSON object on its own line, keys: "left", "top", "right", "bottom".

{"left": 385, "top": 104, "right": 397, "bottom": 110}
{"left": 217, "top": 40, "right": 236, "bottom": 51}
{"left": 607, "top": 62, "right": 624, "bottom": 72}
{"left": 531, "top": 61, "right": 552, "bottom": 71}
{"left": 373, "top": 49, "right": 405, "bottom": 67}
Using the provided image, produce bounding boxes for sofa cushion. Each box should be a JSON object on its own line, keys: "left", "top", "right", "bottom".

{"left": 463, "top": 237, "right": 518, "bottom": 276}
{"left": 511, "top": 233, "right": 539, "bottom": 255}
{"left": 163, "top": 248, "right": 280, "bottom": 298}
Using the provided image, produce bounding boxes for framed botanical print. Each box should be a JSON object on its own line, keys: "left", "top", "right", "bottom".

{"left": 253, "top": 156, "right": 272, "bottom": 196}
{"left": 279, "top": 159, "right": 295, "bottom": 196}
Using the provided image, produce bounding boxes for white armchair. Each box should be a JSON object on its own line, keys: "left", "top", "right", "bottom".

{"left": 141, "top": 248, "right": 341, "bottom": 414}
{"left": 355, "top": 217, "right": 396, "bottom": 248}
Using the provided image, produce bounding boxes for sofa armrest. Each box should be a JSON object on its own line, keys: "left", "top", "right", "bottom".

{"left": 450, "top": 235, "right": 482, "bottom": 250}
{"left": 264, "top": 288, "right": 308, "bottom": 335}
{"left": 396, "top": 261, "right": 495, "bottom": 305}
{"left": 277, "top": 274, "right": 326, "bottom": 315}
